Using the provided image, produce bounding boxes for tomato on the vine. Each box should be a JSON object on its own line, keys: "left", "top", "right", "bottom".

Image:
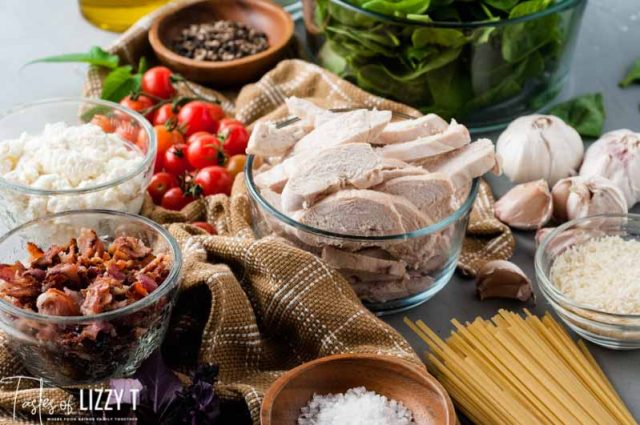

{"left": 186, "top": 135, "right": 224, "bottom": 169}
{"left": 218, "top": 117, "right": 244, "bottom": 132}
{"left": 225, "top": 154, "right": 247, "bottom": 179}
{"left": 142, "top": 66, "right": 176, "bottom": 99}
{"left": 115, "top": 121, "right": 140, "bottom": 144}
{"left": 191, "top": 222, "right": 216, "bottom": 234}
{"left": 186, "top": 131, "right": 212, "bottom": 145}
{"left": 148, "top": 172, "right": 178, "bottom": 204}
{"left": 91, "top": 114, "right": 117, "bottom": 133}
{"left": 177, "top": 101, "right": 223, "bottom": 137}
{"left": 161, "top": 187, "right": 193, "bottom": 211}
{"left": 194, "top": 166, "right": 232, "bottom": 196}
{"left": 119, "top": 95, "right": 155, "bottom": 120}
{"left": 220, "top": 124, "right": 249, "bottom": 157}
{"left": 153, "top": 104, "right": 178, "bottom": 126}
{"left": 164, "top": 144, "right": 192, "bottom": 176}
{"left": 152, "top": 124, "right": 184, "bottom": 172}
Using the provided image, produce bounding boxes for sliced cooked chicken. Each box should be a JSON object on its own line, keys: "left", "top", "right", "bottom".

{"left": 321, "top": 247, "right": 407, "bottom": 281}
{"left": 246, "top": 120, "right": 309, "bottom": 157}
{"left": 378, "top": 120, "right": 471, "bottom": 161}
{"left": 285, "top": 97, "right": 336, "bottom": 127}
{"left": 375, "top": 114, "right": 449, "bottom": 145}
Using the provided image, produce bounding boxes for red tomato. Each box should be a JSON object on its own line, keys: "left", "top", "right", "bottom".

{"left": 142, "top": 66, "right": 176, "bottom": 99}
{"left": 91, "top": 114, "right": 117, "bottom": 133}
{"left": 161, "top": 187, "right": 194, "bottom": 211}
{"left": 153, "top": 104, "right": 178, "bottom": 126}
{"left": 194, "top": 166, "right": 233, "bottom": 196}
{"left": 177, "top": 101, "right": 223, "bottom": 137}
{"left": 191, "top": 221, "right": 216, "bottom": 234}
{"left": 152, "top": 125, "right": 184, "bottom": 172}
{"left": 119, "top": 95, "right": 155, "bottom": 120}
{"left": 220, "top": 124, "right": 249, "bottom": 157}
{"left": 186, "top": 131, "right": 213, "bottom": 145}
{"left": 148, "top": 172, "right": 178, "bottom": 204}
{"left": 164, "top": 144, "right": 191, "bottom": 176}
{"left": 115, "top": 121, "right": 140, "bottom": 144}
{"left": 186, "top": 135, "right": 224, "bottom": 169}
{"left": 225, "top": 154, "right": 247, "bottom": 179}
{"left": 219, "top": 117, "right": 244, "bottom": 132}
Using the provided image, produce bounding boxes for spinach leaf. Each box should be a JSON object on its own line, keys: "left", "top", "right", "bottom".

{"left": 501, "top": 0, "right": 555, "bottom": 63}
{"left": 619, "top": 58, "right": 640, "bottom": 88}
{"left": 361, "top": 0, "right": 431, "bottom": 15}
{"left": 548, "top": 93, "right": 606, "bottom": 138}
{"left": 483, "top": 0, "right": 520, "bottom": 12}
{"left": 28, "top": 46, "right": 119, "bottom": 68}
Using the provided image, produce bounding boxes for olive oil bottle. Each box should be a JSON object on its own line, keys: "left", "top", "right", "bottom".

{"left": 79, "top": 0, "right": 172, "bottom": 32}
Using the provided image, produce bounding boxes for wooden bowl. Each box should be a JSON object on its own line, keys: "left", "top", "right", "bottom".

{"left": 149, "top": 0, "right": 294, "bottom": 86}
{"left": 261, "top": 354, "right": 456, "bottom": 425}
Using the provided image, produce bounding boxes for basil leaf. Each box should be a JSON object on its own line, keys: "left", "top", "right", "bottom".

{"left": 619, "top": 58, "right": 640, "bottom": 88}
{"left": 28, "top": 46, "right": 119, "bottom": 69}
{"left": 101, "top": 66, "right": 139, "bottom": 102}
{"left": 548, "top": 93, "right": 606, "bottom": 138}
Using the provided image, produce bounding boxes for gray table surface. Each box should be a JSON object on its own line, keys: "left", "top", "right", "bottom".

{"left": 1, "top": 0, "right": 639, "bottom": 420}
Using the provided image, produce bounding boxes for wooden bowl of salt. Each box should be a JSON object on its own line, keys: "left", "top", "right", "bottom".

{"left": 261, "top": 353, "right": 456, "bottom": 425}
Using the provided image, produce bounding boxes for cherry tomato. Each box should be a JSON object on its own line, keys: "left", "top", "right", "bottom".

{"left": 148, "top": 172, "right": 179, "bottom": 204}
{"left": 152, "top": 124, "right": 184, "bottom": 172}
{"left": 220, "top": 124, "right": 249, "bottom": 157}
{"left": 119, "top": 95, "right": 155, "bottom": 120}
{"left": 161, "top": 187, "right": 194, "bottom": 211}
{"left": 177, "top": 101, "right": 223, "bottom": 137}
{"left": 225, "top": 154, "right": 247, "bottom": 179}
{"left": 164, "top": 144, "right": 192, "bottom": 176}
{"left": 191, "top": 221, "right": 216, "bottom": 234}
{"left": 194, "top": 166, "right": 233, "bottom": 196}
{"left": 186, "top": 135, "right": 224, "bottom": 169}
{"left": 219, "top": 117, "right": 244, "bottom": 132}
{"left": 153, "top": 104, "right": 178, "bottom": 126}
{"left": 115, "top": 121, "right": 140, "bottom": 144}
{"left": 186, "top": 131, "right": 213, "bottom": 145}
{"left": 142, "top": 66, "right": 176, "bottom": 99}
{"left": 91, "top": 114, "right": 117, "bottom": 133}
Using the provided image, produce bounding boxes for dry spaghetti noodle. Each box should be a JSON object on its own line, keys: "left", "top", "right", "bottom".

{"left": 405, "top": 310, "right": 636, "bottom": 425}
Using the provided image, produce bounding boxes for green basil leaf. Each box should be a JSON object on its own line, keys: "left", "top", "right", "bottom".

{"left": 28, "top": 46, "right": 119, "bottom": 69}
{"left": 619, "top": 58, "right": 640, "bottom": 88}
{"left": 138, "top": 56, "right": 149, "bottom": 74}
{"left": 101, "top": 66, "right": 139, "bottom": 102}
{"left": 548, "top": 93, "right": 606, "bottom": 138}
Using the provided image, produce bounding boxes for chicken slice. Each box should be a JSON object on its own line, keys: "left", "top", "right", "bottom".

{"left": 374, "top": 114, "right": 449, "bottom": 145}
{"left": 378, "top": 120, "right": 470, "bottom": 162}
{"left": 285, "top": 97, "right": 336, "bottom": 128}
{"left": 321, "top": 247, "right": 407, "bottom": 281}
{"left": 246, "top": 120, "right": 309, "bottom": 157}
{"left": 292, "top": 109, "right": 392, "bottom": 155}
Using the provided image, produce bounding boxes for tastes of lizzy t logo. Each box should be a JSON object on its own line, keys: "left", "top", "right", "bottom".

{"left": 0, "top": 375, "right": 139, "bottom": 424}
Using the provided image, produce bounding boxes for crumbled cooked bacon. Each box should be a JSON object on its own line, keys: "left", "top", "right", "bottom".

{"left": 80, "top": 276, "right": 118, "bottom": 316}
{"left": 59, "top": 239, "right": 78, "bottom": 265}
{"left": 108, "top": 236, "right": 152, "bottom": 261}
{"left": 0, "top": 263, "right": 41, "bottom": 301}
{"left": 31, "top": 245, "right": 64, "bottom": 269}
{"left": 42, "top": 263, "right": 83, "bottom": 291}
{"left": 78, "top": 229, "right": 105, "bottom": 258}
{"left": 137, "top": 254, "right": 170, "bottom": 284}
{"left": 136, "top": 274, "right": 159, "bottom": 293}
{"left": 27, "top": 242, "right": 44, "bottom": 262}
{"left": 80, "top": 321, "right": 115, "bottom": 341}
{"left": 36, "top": 288, "right": 81, "bottom": 316}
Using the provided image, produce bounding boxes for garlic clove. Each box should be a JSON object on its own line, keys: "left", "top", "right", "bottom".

{"left": 494, "top": 179, "right": 553, "bottom": 230}
{"left": 552, "top": 176, "right": 628, "bottom": 222}
{"left": 476, "top": 260, "right": 534, "bottom": 302}
{"left": 496, "top": 114, "right": 583, "bottom": 186}
{"left": 535, "top": 227, "right": 555, "bottom": 248}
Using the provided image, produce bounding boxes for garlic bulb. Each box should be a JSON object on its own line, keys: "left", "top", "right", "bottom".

{"left": 551, "top": 175, "right": 628, "bottom": 222}
{"left": 476, "top": 260, "right": 534, "bottom": 302}
{"left": 495, "top": 180, "right": 552, "bottom": 230}
{"left": 579, "top": 129, "right": 640, "bottom": 207}
{"left": 496, "top": 114, "right": 584, "bottom": 186}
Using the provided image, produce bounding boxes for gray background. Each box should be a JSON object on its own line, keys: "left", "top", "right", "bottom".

{"left": 0, "top": 0, "right": 639, "bottom": 420}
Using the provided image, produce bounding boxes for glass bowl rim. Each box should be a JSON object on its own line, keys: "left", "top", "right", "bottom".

{"left": 245, "top": 109, "right": 480, "bottom": 241}
{"left": 535, "top": 213, "right": 640, "bottom": 320}
{"left": 0, "top": 97, "right": 157, "bottom": 196}
{"left": 0, "top": 209, "right": 182, "bottom": 324}
{"left": 322, "top": 0, "right": 586, "bottom": 29}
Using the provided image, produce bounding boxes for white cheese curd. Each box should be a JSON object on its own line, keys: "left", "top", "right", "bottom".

{"left": 0, "top": 122, "right": 147, "bottom": 231}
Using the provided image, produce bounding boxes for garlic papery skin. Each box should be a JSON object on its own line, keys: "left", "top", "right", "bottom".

{"left": 551, "top": 175, "right": 628, "bottom": 222}
{"left": 579, "top": 129, "right": 640, "bottom": 207}
{"left": 476, "top": 260, "right": 534, "bottom": 302}
{"left": 496, "top": 114, "right": 584, "bottom": 186}
{"left": 494, "top": 179, "right": 553, "bottom": 230}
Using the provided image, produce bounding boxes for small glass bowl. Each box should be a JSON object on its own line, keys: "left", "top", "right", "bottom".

{"left": 535, "top": 214, "right": 640, "bottom": 350}
{"left": 0, "top": 98, "right": 156, "bottom": 235}
{"left": 0, "top": 210, "right": 182, "bottom": 385}
{"left": 303, "top": 0, "right": 586, "bottom": 132}
{"left": 245, "top": 123, "right": 478, "bottom": 314}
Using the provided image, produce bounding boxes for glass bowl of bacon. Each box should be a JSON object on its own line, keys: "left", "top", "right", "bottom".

{"left": 0, "top": 210, "right": 182, "bottom": 385}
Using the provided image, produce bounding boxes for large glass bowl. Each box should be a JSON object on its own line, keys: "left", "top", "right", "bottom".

{"left": 0, "top": 98, "right": 156, "bottom": 235}
{"left": 0, "top": 210, "right": 182, "bottom": 385}
{"left": 535, "top": 214, "right": 640, "bottom": 350}
{"left": 245, "top": 139, "right": 479, "bottom": 315}
{"left": 303, "top": 0, "right": 586, "bottom": 132}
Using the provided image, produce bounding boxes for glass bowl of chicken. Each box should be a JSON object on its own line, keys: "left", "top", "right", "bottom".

{"left": 245, "top": 98, "right": 500, "bottom": 314}
{"left": 0, "top": 210, "right": 182, "bottom": 385}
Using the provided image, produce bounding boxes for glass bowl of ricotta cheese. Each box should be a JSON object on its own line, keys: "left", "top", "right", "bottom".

{"left": 0, "top": 97, "right": 156, "bottom": 235}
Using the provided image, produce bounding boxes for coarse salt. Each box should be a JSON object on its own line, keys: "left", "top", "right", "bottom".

{"left": 550, "top": 236, "right": 640, "bottom": 314}
{"left": 298, "top": 386, "right": 415, "bottom": 425}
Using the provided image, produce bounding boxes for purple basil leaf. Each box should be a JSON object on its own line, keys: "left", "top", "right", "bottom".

{"left": 134, "top": 351, "right": 182, "bottom": 413}
{"left": 109, "top": 378, "right": 143, "bottom": 405}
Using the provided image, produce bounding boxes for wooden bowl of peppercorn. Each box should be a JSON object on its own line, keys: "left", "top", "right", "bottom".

{"left": 149, "top": 0, "right": 294, "bottom": 86}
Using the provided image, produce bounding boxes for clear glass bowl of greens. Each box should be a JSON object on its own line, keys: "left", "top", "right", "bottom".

{"left": 303, "top": 0, "right": 587, "bottom": 132}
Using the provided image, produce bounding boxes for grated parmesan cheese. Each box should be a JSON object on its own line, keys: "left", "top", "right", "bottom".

{"left": 550, "top": 236, "right": 640, "bottom": 314}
